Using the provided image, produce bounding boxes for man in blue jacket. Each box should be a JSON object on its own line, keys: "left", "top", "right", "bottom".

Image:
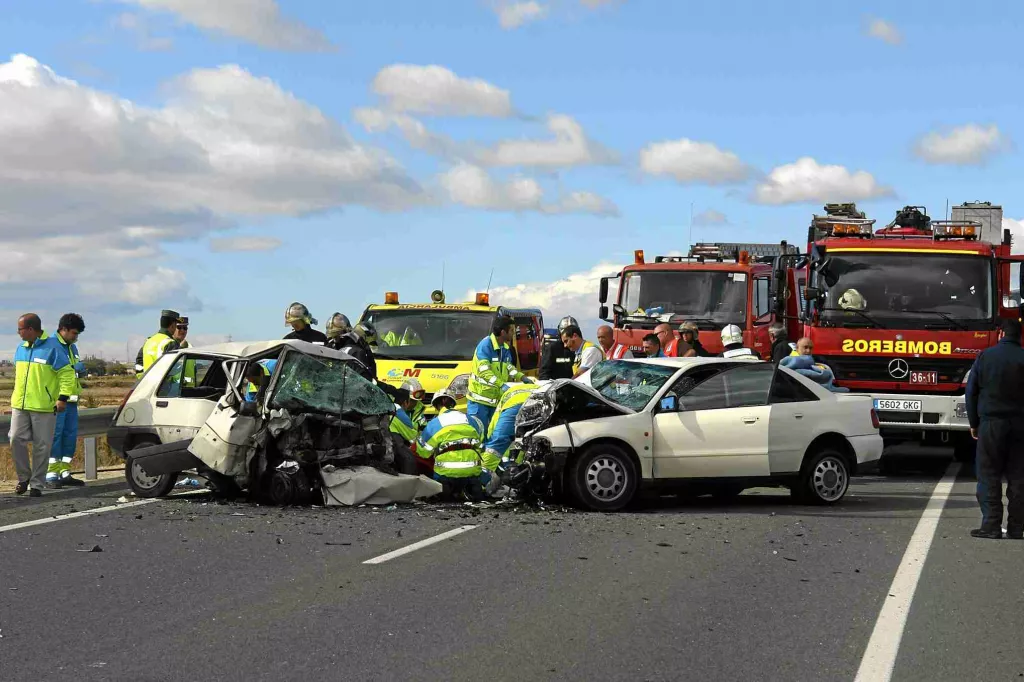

{"left": 965, "top": 318, "right": 1024, "bottom": 539}
{"left": 47, "top": 313, "right": 88, "bottom": 488}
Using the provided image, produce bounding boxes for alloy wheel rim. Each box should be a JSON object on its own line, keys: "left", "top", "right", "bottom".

{"left": 585, "top": 456, "right": 626, "bottom": 501}
{"left": 812, "top": 456, "right": 847, "bottom": 502}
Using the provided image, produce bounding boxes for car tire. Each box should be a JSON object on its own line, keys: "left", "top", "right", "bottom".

{"left": 567, "top": 443, "right": 638, "bottom": 512}
{"left": 792, "top": 447, "right": 850, "bottom": 505}
{"left": 125, "top": 441, "right": 178, "bottom": 499}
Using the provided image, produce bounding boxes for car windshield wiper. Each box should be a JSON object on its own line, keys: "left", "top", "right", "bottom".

{"left": 820, "top": 307, "right": 888, "bottom": 329}
{"left": 897, "top": 309, "right": 970, "bottom": 331}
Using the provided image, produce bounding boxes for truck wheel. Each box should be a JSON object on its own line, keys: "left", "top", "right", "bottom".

{"left": 125, "top": 440, "right": 178, "bottom": 499}
{"left": 792, "top": 447, "right": 850, "bottom": 505}
{"left": 568, "top": 443, "right": 638, "bottom": 512}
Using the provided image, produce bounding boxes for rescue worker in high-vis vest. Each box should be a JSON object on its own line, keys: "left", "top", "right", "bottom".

{"left": 560, "top": 324, "right": 605, "bottom": 378}
{"left": 10, "top": 313, "right": 75, "bottom": 497}
{"left": 47, "top": 313, "right": 88, "bottom": 488}
{"left": 400, "top": 377, "right": 428, "bottom": 430}
{"left": 382, "top": 326, "right": 423, "bottom": 347}
{"left": 389, "top": 388, "right": 420, "bottom": 447}
{"left": 244, "top": 361, "right": 272, "bottom": 402}
{"left": 135, "top": 309, "right": 181, "bottom": 378}
{"left": 466, "top": 315, "right": 532, "bottom": 430}
{"left": 417, "top": 389, "right": 488, "bottom": 499}
{"left": 596, "top": 324, "right": 633, "bottom": 360}
{"left": 484, "top": 382, "right": 541, "bottom": 467}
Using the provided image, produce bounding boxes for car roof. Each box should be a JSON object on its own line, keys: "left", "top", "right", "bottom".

{"left": 179, "top": 339, "right": 353, "bottom": 361}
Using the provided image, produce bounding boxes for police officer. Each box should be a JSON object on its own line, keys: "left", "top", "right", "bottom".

{"left": 966, "top": 318, "right": 1024, "bottom": 539}
{"left": 136, "top": 309, "right": 181, "bottom": 377}
{"left": 539, "top": 316, "right": 578, "bottom": 380}
{"left": 284, "top": 302, "right": 327, "bottom": 344}
{"left": 467, "top": 315, "right": 532, "bottom": 429}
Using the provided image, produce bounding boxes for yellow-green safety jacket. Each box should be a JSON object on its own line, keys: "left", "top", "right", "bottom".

{"left": 467, "top": 334, "right": 525, "bottom": 407}
{"left": 12, "top": 332, "right": 75, "bottom": 413}
{"left": 56, "top": 333, "right": 85, "bottom": 403}
{"left": 137, "top": 331, "right": 177, "bottom": 378}
{"left": 572, "top": 340, "right": 604, "bottom": 375}
{"left": 389, "top": 406, "right": 419, "bottom": 445}
{"left": 417, "top": 408, "right": 485, "bottom": 479}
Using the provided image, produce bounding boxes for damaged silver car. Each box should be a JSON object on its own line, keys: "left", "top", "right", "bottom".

{"left": 120, "top": 340, "right": 441, "bottom": 505}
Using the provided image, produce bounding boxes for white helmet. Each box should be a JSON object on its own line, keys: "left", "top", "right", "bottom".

{"left": 557, "top": 316, "right": 579, "bottom": 333}
{"left": 401, "top": 377, "right": 425, "bottom": 399}
{"left": 838, "top": 288, "right": 867, "bottom": 311}
{"left": 431, "top": 387, "right": 457, "bottom": 410}
{"left": 720, "top": 324, "right": 743, "bottom": 346}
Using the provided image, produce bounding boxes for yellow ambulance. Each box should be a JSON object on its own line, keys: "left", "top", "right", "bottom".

{"left": 357, "top": 290, "right": 544, "bottom": 413}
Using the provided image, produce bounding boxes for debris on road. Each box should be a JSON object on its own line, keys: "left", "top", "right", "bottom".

{"left": 76, "top": 545, "right": 103, "bottom": 553}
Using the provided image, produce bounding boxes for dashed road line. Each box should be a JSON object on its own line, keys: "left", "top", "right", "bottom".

{"left": 363, "top": 525, "right": 478, "bottom": 565}
{"left": 854, "top": 461, "right": 960, "bottom": 682}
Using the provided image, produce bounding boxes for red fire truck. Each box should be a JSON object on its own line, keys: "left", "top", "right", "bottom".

{"left": 796, "top": 202, "right": 1024, "bottom": 461}
{"left": 598, "top": 242, "right": 801, "bottom": 358}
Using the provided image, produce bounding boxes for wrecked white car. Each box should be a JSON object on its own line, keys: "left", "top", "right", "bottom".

{"left": 506, "top": 357, "right": 883, "bottom": 511}
{"left": 108, "top": 340, "right": 440, "bottom": 505}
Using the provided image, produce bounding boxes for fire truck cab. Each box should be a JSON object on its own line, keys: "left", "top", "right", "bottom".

{"left": 598, "top": 242, "right": 801, "bottom": 358}
{"left": 799, "top": 202, "right": 1024, "bottom": 462}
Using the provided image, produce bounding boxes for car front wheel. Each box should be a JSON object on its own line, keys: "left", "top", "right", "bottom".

{"left": 792, "top": 448, "right": 850, "bottom": 505}
{"left": 125, "top": 446, "right": 178, "bottom": 498}
{"left": 568, "top": 443, "right": 638, "bottom": 512}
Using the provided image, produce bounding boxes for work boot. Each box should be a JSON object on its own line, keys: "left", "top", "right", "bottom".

{"left": 29, "top": 489, "right": 42, "bottom": 498}
{"left": 14, "top": 481, "right": 28, "bottom": 495}
{"left": 60, "top": 475, "right": 86, "bottom": 487}
{"left": 1006, "top": 527, "right": 1024, "bottom": 540}
{"left": 45, "top": 479, "right": 63, "bottom": 490}
{"left": 970, "top": 528, "right": 1003, "bottom": 540}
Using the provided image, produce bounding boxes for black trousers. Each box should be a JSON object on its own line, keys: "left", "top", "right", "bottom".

{"left": 976, "top": 418, "right": 1024, "bottom": 533}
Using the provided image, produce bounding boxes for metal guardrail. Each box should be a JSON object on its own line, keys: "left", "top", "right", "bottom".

{"left": 0, "top": 407, "right": 117, "bottom": 481}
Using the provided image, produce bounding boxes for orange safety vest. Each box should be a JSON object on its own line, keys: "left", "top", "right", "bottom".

{"left": 609, "top": 343, "right": 630, "bottom": 359}
{"left": 664, "top": 338, "right": 679, "bottom": 357}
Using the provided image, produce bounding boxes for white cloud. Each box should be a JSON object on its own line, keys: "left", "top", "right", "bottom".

{"left": 471, "top": 261, "right": 624, "bottom": 329}
{"left": 0, "top": 53, "right": 423, "bottom": 315}
{"left": 113, "top": 12, "right": 175, "bottom": 51}
{"left": 475, "top": 114, "right": 615, "bottom": 168}
{"left": 639, "top": 138, "right": 751, "bottom": 185}
{"left": 866, "top": 18, "right": 902, "bottom": 45}
{"left": 209, "top": 236, "right": 282, "bottom": 253}
{"left": 913, "top": 124, "right": 1009, "bottom": 166}
{"left": 440, "top": 163, "right": 617, "bottom": 216}
{"left": 116, "top": 0, "right": 332, "bottom": 51}
{"left": 353, "top": 107, "right": 465, "bottom": 159}
{"left": 692, "top": 209, "right": 728, "bottom": 226}
{"left": 371, "top": 64, "right": 514, "bottom": 117}
{"left": 497, "top": 2, "right": 548, "bottom": 29}
{"left": 752, "top": 157, "right": 893, "bottom": 205}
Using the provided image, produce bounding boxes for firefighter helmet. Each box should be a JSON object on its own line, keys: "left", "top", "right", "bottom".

{"left": 838, "top": 288, "right": 867, "bottom": 311}
{"left": 285, "top": 302, "right": 317, "bottom": 326}
{"left": 720, "top": 324, "right": 743, "bottom": 347}
{"left": 557, "top": 316, "right": 579, "bottom": 333}
{"left": 326, "top": 313, "right": 352, "bottom": 338}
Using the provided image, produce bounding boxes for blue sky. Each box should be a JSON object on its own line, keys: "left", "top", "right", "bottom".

{"left": 0, "top": 0, "right": 1021, "bottom": 360}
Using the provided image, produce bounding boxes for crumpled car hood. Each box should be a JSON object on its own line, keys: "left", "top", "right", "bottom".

{"left": 515, "top": 379, "right": 630, "bottom": 439}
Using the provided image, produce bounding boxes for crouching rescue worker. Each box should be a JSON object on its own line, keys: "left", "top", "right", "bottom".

{"left": 400, "top": 377, "right": 428, "bottom": 431}
{"left": 418, "top": 389, "right": 489, "bottom": 500}
{"left": 483, "top": 382, "right": 540, "bottom": 471}
{"left": 467, "top": 316, "right": 532, "bottom": 429}
{"left": 47, "top": 313, "right": 88, "bottom": 487}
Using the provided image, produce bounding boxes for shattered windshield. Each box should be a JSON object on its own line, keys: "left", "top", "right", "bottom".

{"left": 620, "top": 270, "right": 747, "bottom": 327}
{"left": 587, "top": 360, "right": 678, "bottom": 411}
{"left": 268, "top": 351, "right": 394, "bottom": 416}
{"left": 361, "top": 309, "right": 494, "bottom": 360}
{"left": 820, "top": 253, "right": 992, "bottom": 327}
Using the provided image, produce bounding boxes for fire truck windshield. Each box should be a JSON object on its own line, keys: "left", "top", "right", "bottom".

{"left": 820, "top": 252, "right": 992, "bottom": 328}
{"left": 361, "top": 309, "right": 494, "bottom": 360}
{"left": 619, "top": 270, "right": 747, "bottom": 326}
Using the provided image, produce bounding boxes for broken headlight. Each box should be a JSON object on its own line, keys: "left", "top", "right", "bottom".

{"left": 515, "top": 392, "right": 552, "bottom": 438}
{"left": 445, "top": 374, "right": 470, "bottom": 401}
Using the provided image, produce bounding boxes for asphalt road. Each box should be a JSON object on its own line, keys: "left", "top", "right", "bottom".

{"left": 0, "top": 449, "right": 1017, "bottom": 682}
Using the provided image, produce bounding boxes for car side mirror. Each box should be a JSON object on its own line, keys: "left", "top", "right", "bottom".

{"left": 659, "top": 395, "right": 678, "bottom": 412}
{"left": 613, "top": 303, "right": 626, "bottom": 316}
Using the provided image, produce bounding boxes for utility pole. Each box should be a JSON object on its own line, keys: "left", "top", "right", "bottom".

{"left": 688, "top": 202, "right": 695, "bottom": 246}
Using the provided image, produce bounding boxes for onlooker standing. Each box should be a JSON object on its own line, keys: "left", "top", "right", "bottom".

{"left": 966, "top": 318, "right": 1024, "bottom": 539}
{"left": 679, "top": 322, "right": 709, "bottom": 357}
{"left": 10, "top": 314, "right": 74, "bottom": 497}
{"left": 47, "top": 313, "right": 87, "bottom": 488}
{"left": 769, "top": 324, "right": 792, "bottom": 365}
{"left": 642, "top": 333, "right": 665, "bottom": 358}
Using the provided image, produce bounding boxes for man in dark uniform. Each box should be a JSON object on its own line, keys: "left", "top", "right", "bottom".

{"left": 965, "top": 318, "right": 1024, "bottom": 539}
{"left": 539, "top": 316, "right": 576, "bottom": 380}
{"left": 283, "top": 302, "right": 327, "bottom": 344}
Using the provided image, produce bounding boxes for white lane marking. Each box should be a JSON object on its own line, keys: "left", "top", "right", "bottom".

{"left": 854, "top": 461, "right": 960, "bottom": 682}
{"left": 0, "top": 489, "right": 210, "bottom": 534}
{"left": 363, "top": 525, "right": 478, "bottom": 565}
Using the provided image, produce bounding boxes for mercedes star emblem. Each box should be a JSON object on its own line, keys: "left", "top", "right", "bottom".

{"left": 888, "top": 358, "right": 909, "bottom": 380}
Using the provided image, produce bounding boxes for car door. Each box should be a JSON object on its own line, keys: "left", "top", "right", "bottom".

{"left": 150, "top": 354, "right": 224, "bottom": 444}
{"left": 766, "top": 368, "right": 821, "bottom": 474}
{"left": 652, "top": 363, "right": 774, "bottom": 479}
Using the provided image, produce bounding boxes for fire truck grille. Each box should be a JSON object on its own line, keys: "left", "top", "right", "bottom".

{"left": 820, "top": 356, "right": 972, "bottom": 385}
